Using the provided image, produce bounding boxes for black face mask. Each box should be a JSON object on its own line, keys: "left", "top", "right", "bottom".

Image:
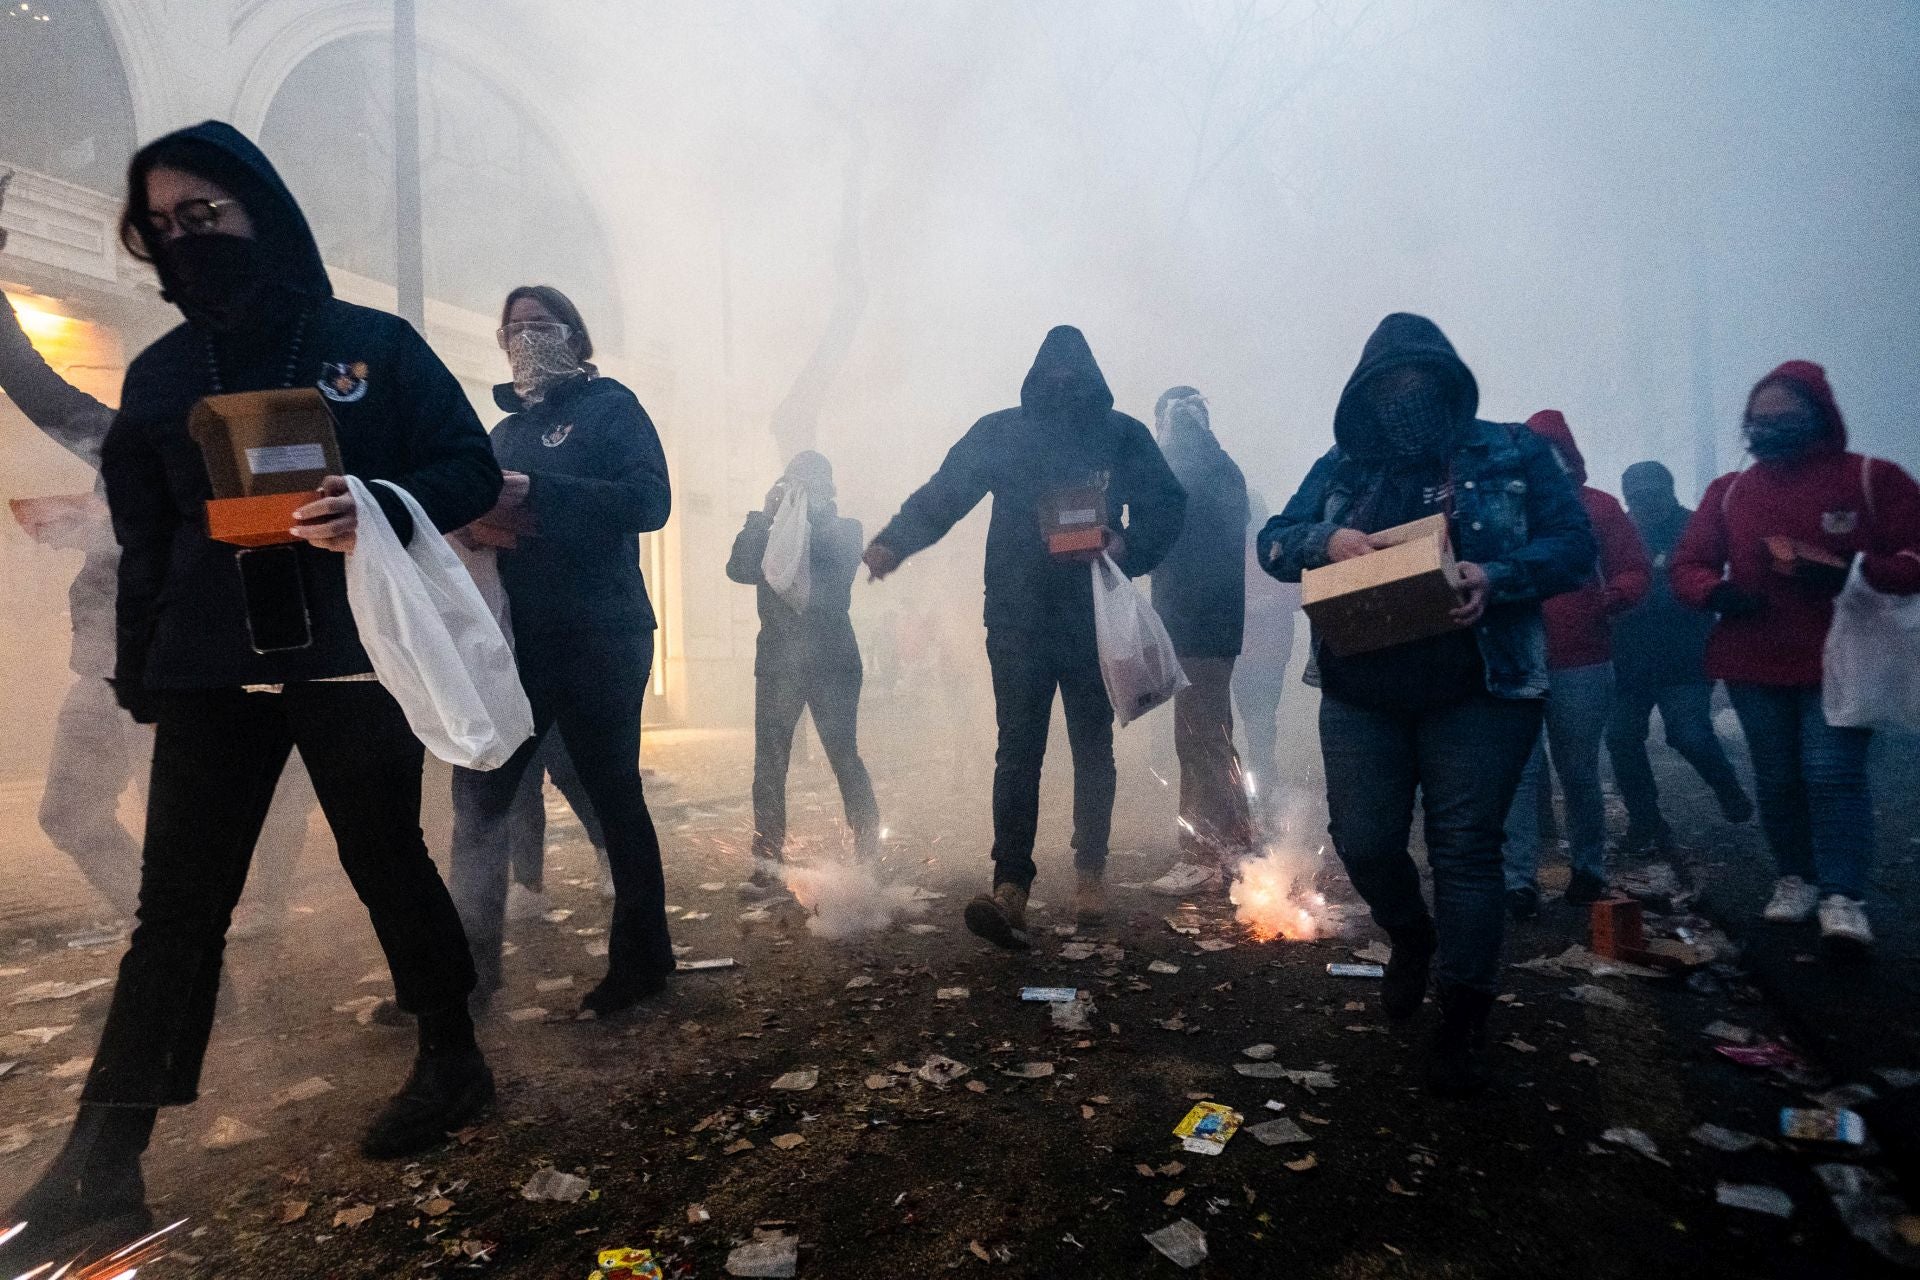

{"left": 160, "top": 233, "right": 274, "bottom": 334}
{"left": 1744, "top": 410, "right": 1823, "bottom": 461}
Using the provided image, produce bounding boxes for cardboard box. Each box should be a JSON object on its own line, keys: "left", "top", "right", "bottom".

{"left": 1300, "top": 514, "right": 1466, "bottom": 657}
{"left": 188, "top": 388, "right": 342, "bottom": 547}
{"left": 1039, "top": 485, "right": 1109, "bottom": 559}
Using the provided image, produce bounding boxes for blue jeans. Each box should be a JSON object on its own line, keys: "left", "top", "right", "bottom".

{"left": 1503, "top": 662, "right": 1615, "bottom": 890}
{"left": 1320, "top": 692, "right": 1543, "bottom": 993}
{"left": 1605, "top": 681, "right": 1748, "bottom": 839}
{"left": 1726, "top": 683, "right": 1873, "bottom": 898}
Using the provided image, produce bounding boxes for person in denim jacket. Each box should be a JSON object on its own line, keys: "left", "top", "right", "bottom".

{"left": 1259, "top": 313, "right": 1593, "bottom": 1096}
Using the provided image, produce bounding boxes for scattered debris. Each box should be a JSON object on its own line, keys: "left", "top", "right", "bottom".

{"left": 1515, "top": 945, "right": 1664, "bottom": 979}
{"left": 1352, "top": 940, "right": 1393, "bottom": 965}
{"left": 865, "top": 1073, "right": 899, "bottom": 1090}
{"left": 1173, "top": 1102, "right": 1243, "bottom": 1155}
{"left": 916, "top": 1054, "right": 971, "bottom": 1086}
{"left": 4, "top": 1025, "right": 72, "bottom": 1046}
{"left": 1000, "top": 1061, "right": 1055, "bottom": 1079}
{"left": 1234, "top": 1065, "right": 1337, "bottom": 1089}
{"left": 507, "top": 1007, "right": 549, "bottom": 1023}
{"left": 1714, "top": 1040, "right": 1810, "bottom": 1073}
{"left": 726, "top": 1230, "right": 800, "bottom": 1277}
{"left": 47, "top": 1056, "right": 91, "bottom": 1080}
{"left": 535, "top": 976, "right": 575, "bottom": 992}
{"left": 277, "top": 1199, "right": 310, "bottom": 1225}
{"left": 1599, "top": 1127, "right": 1668, "bottom": 1165}
{"left": 1716, "top": 1183, "right": 1794, "bottom": 1218}
{"left": 201, "top": 1115, "right": 267, "bottom": 1150}
{"left": 592, "top": 1247, "right": 665, "bottom": 1280}
{"left": 935, "top": 987, "right": 970, "bottom": 1001}
{"left": 1565, "top": 984, "right": 1630, "bottom": 1012}
{"left": 1196, "top": 939, "right": 1235, "bottom": 952}
{"left": 1020, "top": 986, "right": 1079, "bottom": 1002}
{"left": 1147, "top": 960, "right": 1181, "bottom": 975}
{"left": 1142, "top": 1218, "right": 1208, "bottom": 1268}
{"left": 1241, "top": 1043, "right": 1277, "bottom": 1061}
{"left": 332, "top": 1203, "right": 376, "bottom": 1230}
{"left": 268, "top": 1076, "right": 335, "bottom": 1108}
{"left": 520, "top": 1168, "right": 590, "bottom": 1202}
{"left": 1247, "top": 1118, "right": 1312, "bottom": 1146}
{"left": 1816, "top": 1163, "right": 1920, "bottom": 1268}
{"left": 770, "top": 1069, "right": 819, "bottom": 1092}
{"left": 678, "top": 957, "right": 738, "bottom": 971}
{"left": 1780, "top": 1108, "right": 1867, "bottom": 1146}
{"left": 1284, "top": 1153, "right": 1318, "bottom": 1173}
{"left": 8, "top": 978, "right": 111, "bottom": 1005}
{"left": 1701, "top": 1020, "right": 1754, "bottom": 1044}
{"left": 1690, "top": 1123, "right": 1763, "bottom": 1154}
{"left": 770, "top": 1133, "right": 806, "bottom": 1150}
{"left": 1050, "top": 997, "right": 1094, "bottom": 1031}
{"left": 1325, "top": 963, "right": 1383, "bottom": 979}
{"left": 845, "top": 976, "right": 874, "bottom": 989}
{"left": 1150, "top": 863, "right": 1219, "bottom": 896}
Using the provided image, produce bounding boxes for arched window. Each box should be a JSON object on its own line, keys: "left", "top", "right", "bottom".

{"left": 258, "top": 33, "right": 623, "bottom": 353}
{"left": 0, "top": 0, "right": 138, "bottom": 191}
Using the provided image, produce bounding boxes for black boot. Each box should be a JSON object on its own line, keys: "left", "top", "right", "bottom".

{"left": 579, "top": 968, "right": 669, "bottom": 1018}
{"left": 0, "top": 1104, "right": 155, "bottom": 1270}
{"left": 360, "top": 1005, "right": 495, "bottom": 1159}
{"left": 1425, "top": 984, "right": 1495, "bottom": 1098}
{"left": 1380, "top": 917, "right": 1436, "bottom": 1022}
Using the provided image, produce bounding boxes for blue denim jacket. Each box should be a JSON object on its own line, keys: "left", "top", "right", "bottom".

{"left": 1257, "top": 419, "right": 1595, "bottom": 699}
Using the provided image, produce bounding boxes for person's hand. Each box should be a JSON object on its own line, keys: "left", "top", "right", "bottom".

{"left": 1707, "top": 582, "right": 1766, "bottom": 619}
{"left": 498, "top": 471, "right": 532, "bottom": 508}
{"left": 1327, "top": 528, "right": 1374, "bottom": 562}
{"left": 863, "top": 542, "right": 900, "bottom": 582}
{"left": 292, "top": 475, "right": 358, "bottom": 553}
{"left": 1103, "top": 528, "right": 1127, "bottom": 566}
{"left": 1450, "top": 561, "right": 1490, "bottom": 625}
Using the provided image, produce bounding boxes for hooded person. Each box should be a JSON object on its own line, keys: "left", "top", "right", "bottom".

{"left": 1498, "top": 411, "right": 1651, "bottom": 917}
{"left": 1671, "top": 360, "right": 1920, "bottom": 955}
{"left": 727, "top": 450, "right": 881, "bottom": 886}
{"left": 864, "top": 326, "right": 1186, "bottom": 944}
{"left": 1149, "top": 387, "right": 1254, "bottom": 871}
{"left": 1259, "top": 313, "right": 1594, "bottom": 1097}
{"left": 0, "top": 122, "right": 503, "bottom": 1268}
{"left": 446, "top": 283, "right": 675, "bottom": 1018}
{"left": 1605, "top": 460, "right": 1753, "bottom": 856}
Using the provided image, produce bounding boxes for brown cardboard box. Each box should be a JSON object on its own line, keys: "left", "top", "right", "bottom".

{"left": 187, "top": 388, "right": 343, "bottom": 547}
{"left": 1300, "top": 514, "right": 1466, "bottom": 657}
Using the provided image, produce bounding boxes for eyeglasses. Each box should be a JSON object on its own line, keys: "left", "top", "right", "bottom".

{"left": 144, "top": 197, "right": 239, "bottom": 238}
{"left": 496, "top": 320, "right": 571, "bottom": 348}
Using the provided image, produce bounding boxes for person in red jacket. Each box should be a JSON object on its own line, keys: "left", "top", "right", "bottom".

{"left": 1502, "top": 411, "right": 1651, "bottom": 916}
{"left": 1671, "top": 361, "right": 1920, "bottom": 955}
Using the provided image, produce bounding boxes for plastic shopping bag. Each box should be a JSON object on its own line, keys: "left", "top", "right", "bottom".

{"left": 762, "top": 485, "right": 812, "bottom": 614}
{"left": 343, "top": 477, "right": 534, "bottom": 769}
{"left": 1823, "top": 557, "right": 1920, "bottom": 733}
{"left": 1091, "top": 551, "right": 1188, "bottom": 727}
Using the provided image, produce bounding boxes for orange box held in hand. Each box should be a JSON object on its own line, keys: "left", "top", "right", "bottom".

{"left": 1039, "top": 485, "right": 1109, "bottom": 560}
{"left": 188, "top": 388, "right": 343, "bottom": 547}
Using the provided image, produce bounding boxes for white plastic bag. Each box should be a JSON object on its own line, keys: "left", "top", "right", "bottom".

{"left": 1091, "top": 552, "right": 1188, "bottom": 727}
{"left": 762, "top": 485, "right": 812, "bottom": 614}
{"left": 343, "top": 477, "right": 534, "bottom": 769}
{"left": 1824, "top": 557, "right": 1920, "bottom": 733}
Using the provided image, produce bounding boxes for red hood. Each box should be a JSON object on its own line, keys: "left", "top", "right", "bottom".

{"left": 1748, "top": 359, "right": 1847, "bottom": 451}
{"left": 1524, "top": 409, "right": 1586, "bottom": 484}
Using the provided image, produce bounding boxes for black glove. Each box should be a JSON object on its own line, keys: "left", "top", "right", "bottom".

{"left": 108, "top": 677, "right": 163, "bottom": 726}
{"left": 1790, "top": 556, "right": 1849, "bottom": 596}
{"left": 1706, "top": 583, "right": 1766, "bottom": 620}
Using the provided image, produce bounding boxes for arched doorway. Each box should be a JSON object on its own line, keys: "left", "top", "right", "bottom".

{"left": 0, "top": 0, "right": 138, "bottom": 191}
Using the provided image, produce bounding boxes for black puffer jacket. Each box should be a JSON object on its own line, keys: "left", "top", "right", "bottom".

{"left": 1151, "top": 404, "right": 1248, "bottom": 659}
{"left": 725, "top": 505, "right": 864, "bottom": 675}
{"left": 490, "top": 374, "right": 670, "bottom": 640}
{"left": 101, "top": 122, "right": 502, "bottom": 691}
{"left": 871, "top": 326, "right": 1186, "bottom": 638}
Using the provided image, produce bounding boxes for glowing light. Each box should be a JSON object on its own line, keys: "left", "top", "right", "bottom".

{"left": 9, "top": 296, "right": 77, "bottom": 343}
{"left": 0, "top": 1221, "right": 27, "bottom": 1248}
{"left": 1228, "top": 845, "right": 1327, "bottom": 942}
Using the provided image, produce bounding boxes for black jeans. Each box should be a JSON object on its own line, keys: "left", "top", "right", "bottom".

{"left": 986, "top": 630, "right": 1115, "bottom": 890}
{"left": 1319, "top": 692, "right": 1543, "bottom": 993}
{"left": 83, "top": 682, "right": 475, "bottom": 1107}
{"left": 1605, "top": 680, "right": 1747, "bottom": 838}
{"left": 751, "top": 663, "right": 880, "bottom": 859}
{"left": 450, "top": 630, "right": 670, "bottom": 992}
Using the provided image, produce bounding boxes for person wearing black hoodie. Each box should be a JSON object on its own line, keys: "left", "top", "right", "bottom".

{"left": 864, "top": 327, "right": 1186, "bottom": 945}
{"left": 1149, "top": 386, "right": 1254, "bottom": 873}
{"left": 727, "top": 450, "right": 881, "bottom": 888}
{"left": 1259, "top": 314, "right": 1593, "bottom": 1096}
{"left": 449, "top": 284, "right": 674, "bottom": 1016}
{"left": 0, "top": 123, "right": 503, "bottom": 1267}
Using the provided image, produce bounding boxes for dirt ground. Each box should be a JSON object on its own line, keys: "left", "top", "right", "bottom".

{"left": 0, "top": 708, "right": 1911, "bottom": 1279}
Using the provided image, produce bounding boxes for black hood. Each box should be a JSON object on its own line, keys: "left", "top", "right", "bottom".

{"left": 1019, "top": 325, "right": 1114, "bottom": 423}
{"left": 128, "top": 120, "right": 332, "bottom": 304}
{"left": 1332, "top": 313, "right": 1479, "bottom": 461}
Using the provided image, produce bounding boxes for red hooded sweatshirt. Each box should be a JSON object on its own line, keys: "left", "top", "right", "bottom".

{"left": 1671, "top": 361, "right": 1920, "bottom": 687}
{"left": 1524, "top": 411, "right": 1650, "bottom": 669}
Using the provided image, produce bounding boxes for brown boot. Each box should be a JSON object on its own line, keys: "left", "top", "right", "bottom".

{"left": 964, "top": 881, "right": 1031, "bottom": 951}
{"left": 1074, "top": 872, "right": 1107, "bottom": 927}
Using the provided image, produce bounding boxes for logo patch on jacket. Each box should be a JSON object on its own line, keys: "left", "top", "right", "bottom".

{"left": 318, "top": 361, "right": 369, "bottom": 403}
{"left": 1822, "top": 510, "right": 1859, "bottom": 535}
{"left": 541, "top": 423, "right": 575, "bottom": 448}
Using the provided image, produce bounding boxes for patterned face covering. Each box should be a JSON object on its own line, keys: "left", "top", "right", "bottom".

{"left": 505, "top": 323, "right": 581, "bottom": 405}
{"left": 1744, "top": 410, "right": 1822, "bottom": 461}
{"left": 1366, "top": 372, "right": 1457, "bottom": 462}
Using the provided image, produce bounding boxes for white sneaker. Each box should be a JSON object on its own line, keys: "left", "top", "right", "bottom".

{"left": 1817, "top": 894, "right": 1874, "bottom": 950}
{"left": 1762, "top": 876, "right": 1818, "bottom": 924}
{"left": 505, "top": 882, "right": 551, "bottom": 921}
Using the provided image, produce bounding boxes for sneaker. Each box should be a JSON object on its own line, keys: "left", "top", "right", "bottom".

{"left": 1817, "top": 894, "right": 1873, "bottom": 955}
{"left": 360, "top": 1049, "right": 496, "bottom": 1159}
{"left": 1425, "top": 984, "right": 1494, "bottom": 1098}
{"left": 1507, "top": 886, "right": 1541, "bottom": 921}
{"left": 1381, "top": 919, "right": 1436, "bottom": 1022}
{"left": 1718, "top": 789, "right": 1755, "bottom": 825}
{"left": 1074, "top": 872, "right": 1107, "bottom": 927}
{"left": 1564, "top": 871, "right": 1609, "bottom": 906}
{"left": 505, "top": 882, "right": 550, "bottom": 921}
{"left": 963, "top": 881, "right": 1031, "bottom": 952}
{"left": 1148, "top": 861, "right": 1220, "bottom": 896}
{"left": 1762, "top": 875, "right": 1819, "bottom": 924}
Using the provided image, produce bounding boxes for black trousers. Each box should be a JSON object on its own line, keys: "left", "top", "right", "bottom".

{"left": 986, "top": 630, "right": 1115, "bottom": 889}
{"left": 451, "top": 630, "right": 671, "bottom": 991}
{"left": 751, "top": 662, "right": 880, "bottom": 859}
{"left": 83, "top": 682, "right": 475, "bottom": 1107}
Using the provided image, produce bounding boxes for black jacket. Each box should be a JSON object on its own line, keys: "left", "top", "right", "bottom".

{"left": 725, "top": 505, "right": 864, "bottom": 675}
{"left": 491, "top": 374, "right": 670, "bottom": 640}
{"left": 871, "top": 326, "right": 1186, "bottom": 638}
{"left": 1151, "top": 417, "right": 1248, "bottom": 659}
{"left": 1611, "top": 500, "right": 1712, "bottom": 689}
{"left": 101, "top": 122, "right": 502, "bottom": 691}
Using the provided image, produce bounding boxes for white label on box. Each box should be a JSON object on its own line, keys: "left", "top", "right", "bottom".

{"left": 1057, "top": 508, "right": 1098, "bottom": 525}
{"left": 246, "top": 443, "right": 327, "bottom": 474}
